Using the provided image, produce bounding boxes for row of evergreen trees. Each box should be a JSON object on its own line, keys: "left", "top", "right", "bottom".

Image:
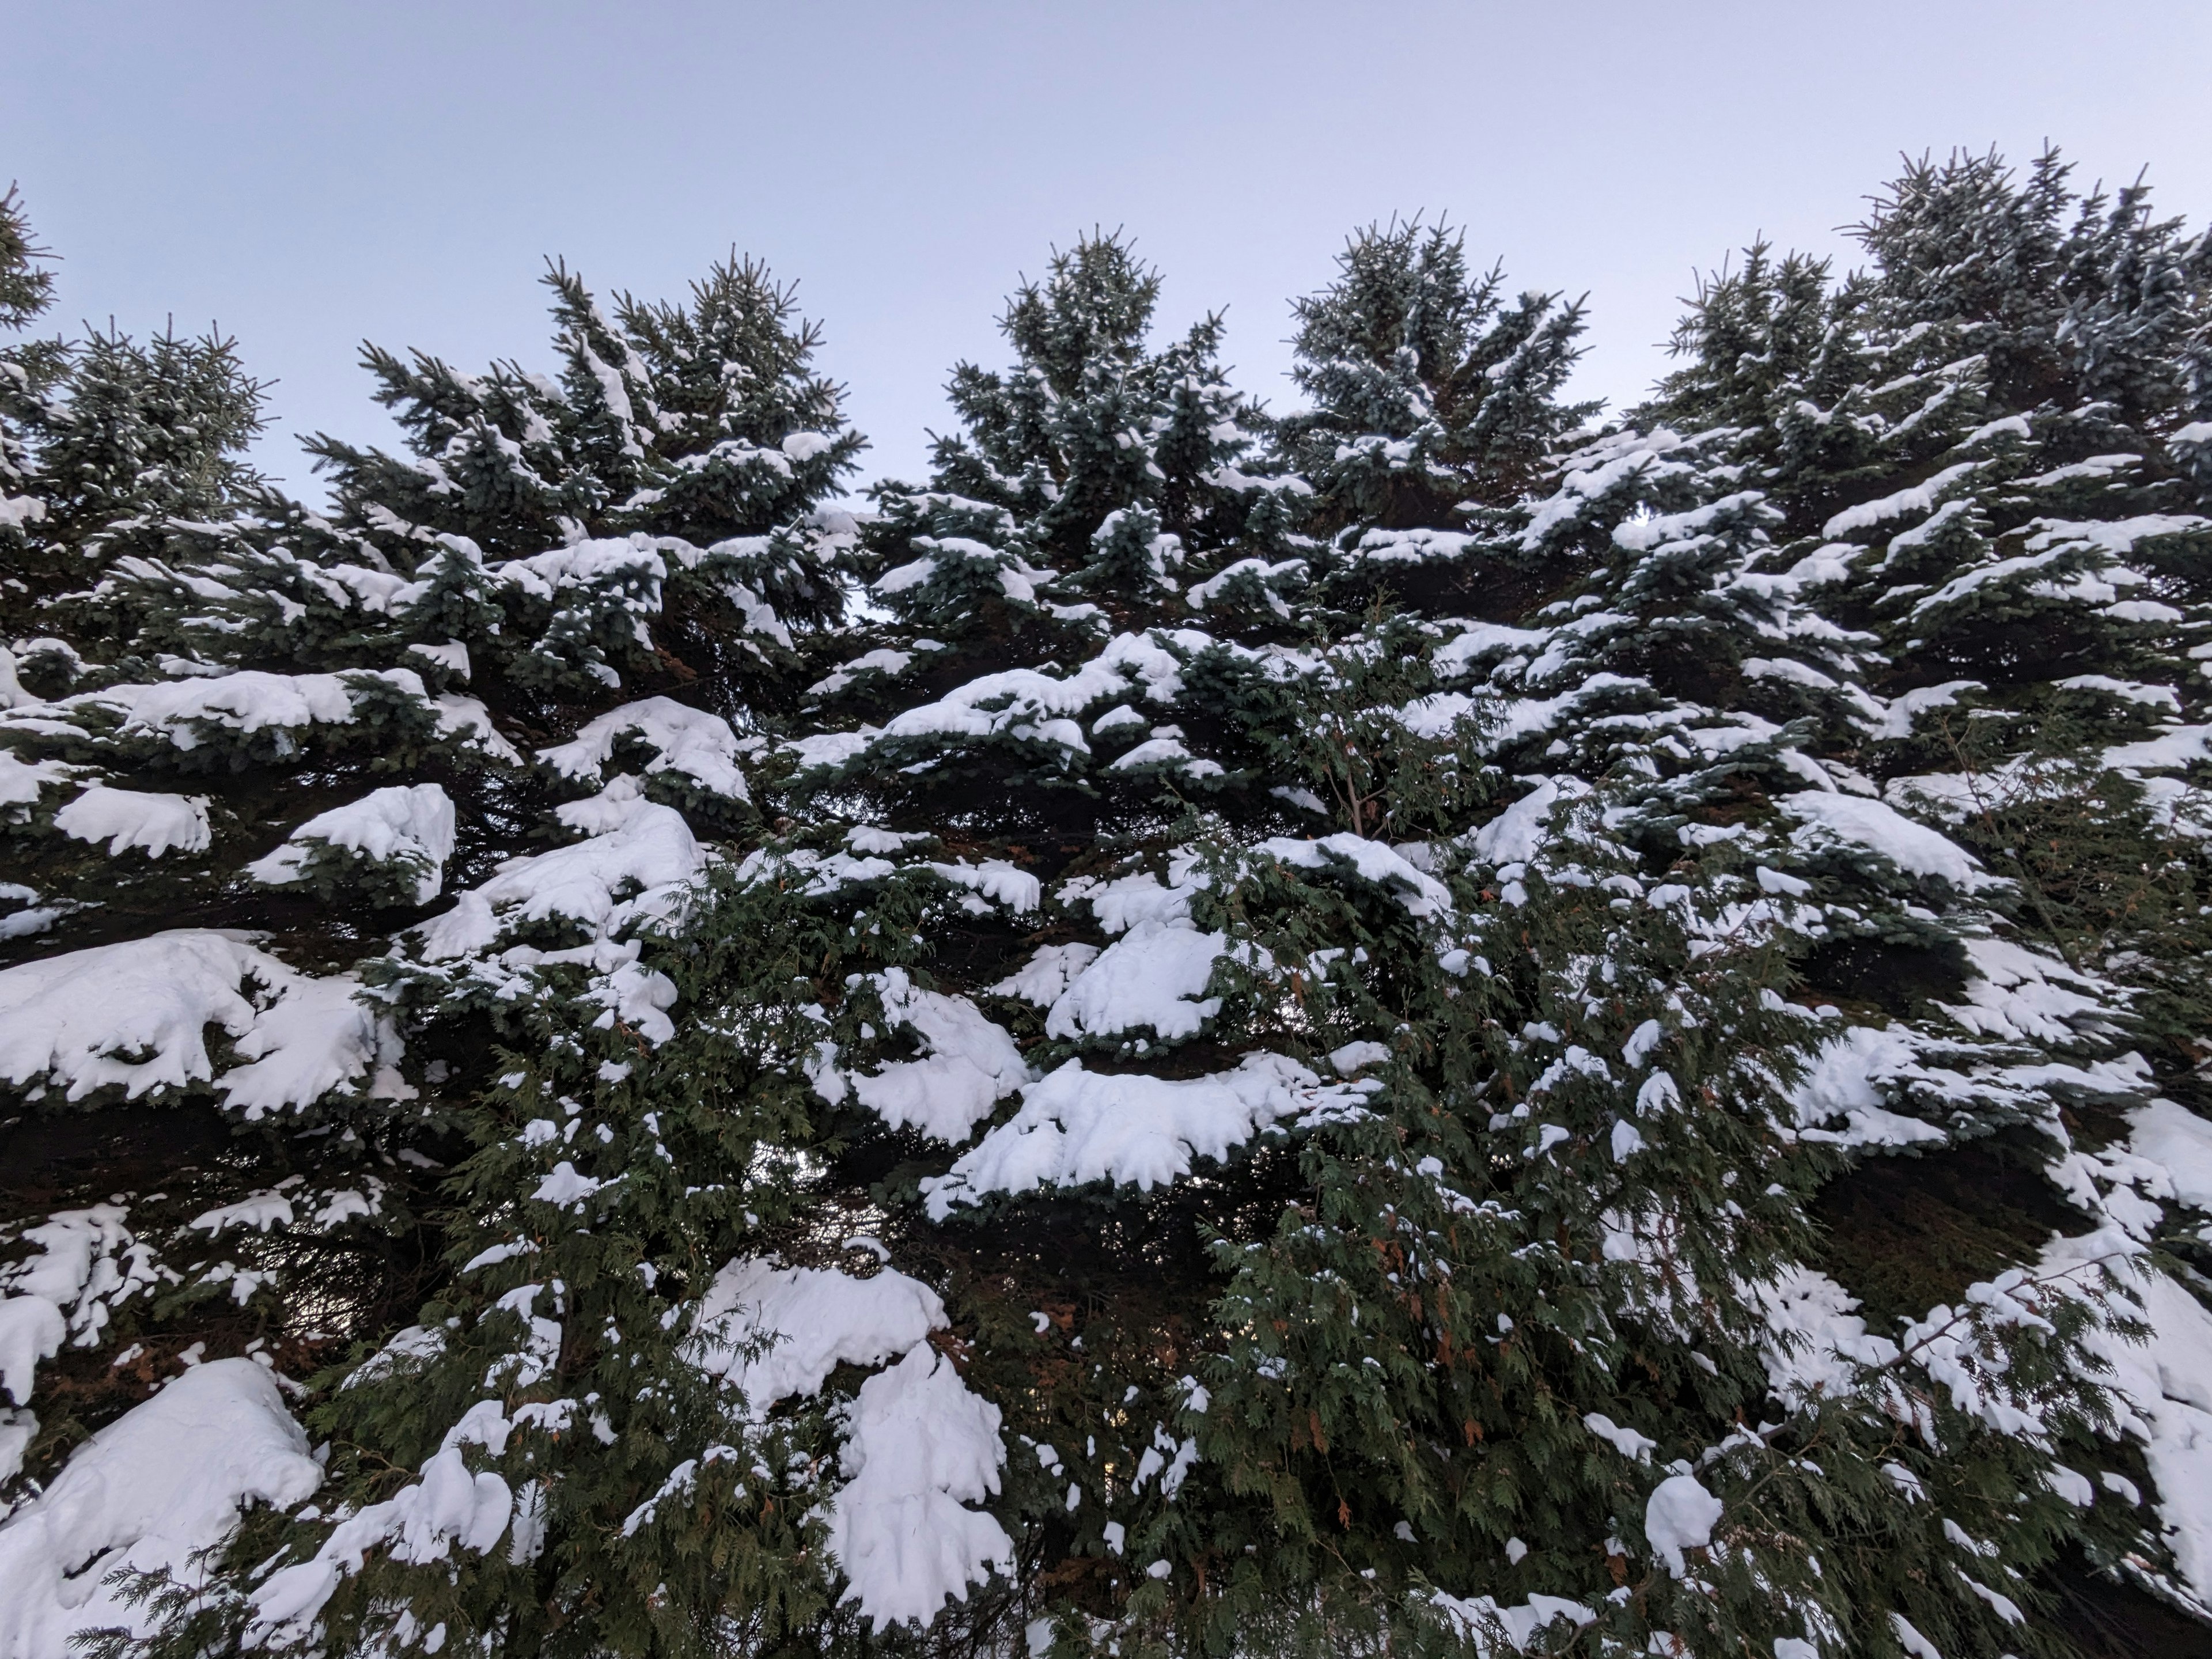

{"left": 3, "top": 150, "right": 2212, "bottom": 1659}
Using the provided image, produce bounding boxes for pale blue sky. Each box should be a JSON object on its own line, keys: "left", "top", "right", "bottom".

{"left": 5, "top": 1, "right": 2207, "bottom": 495}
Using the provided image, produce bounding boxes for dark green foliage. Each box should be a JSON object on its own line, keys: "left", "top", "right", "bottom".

{"left": 1283, "top": 219, "right": 1597, "bottom": 542}
{"left": 0, "top": 186, "right": 267, "bottom": 624}
{"left": 0, "top": 221, "right": 859, "bottom": 1627}
{"left": 9, "top": 149, "right": 2212, "bottom": 1659}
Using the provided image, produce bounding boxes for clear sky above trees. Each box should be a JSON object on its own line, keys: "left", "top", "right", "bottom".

{"left": 2, "top": 0, "right": 2207, "bottom": 491}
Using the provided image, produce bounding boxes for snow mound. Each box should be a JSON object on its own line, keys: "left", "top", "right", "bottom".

{"left": 0, "top": 1299, "right": 63, "bottom": 1408}
{"left": 6, "top": 668, "right": 513, "bottom": 760}
{"left": 1790, "top": 1025, "right": 1949, "bottom": 1149}
{"left": 416, "top": 802, "right": 703, "bottom": 960}
{"left": 2130, "top": 1100, "right": 2212, "bottom": 1211}
{"left": 248, "top": 1420, "right": 514, "bottom": 1640}
{"left": 0, "top": 1206, "right": 148, "bottom": 1410}
{"left": 845, "top": 969, "right": 1032, "bottom": 1142}
{"left": 1428, "top": 1589, "right": 1595, "bottom": 1656}
{"left": 1936, "top": 938, "right": 2118, "bottom": 1054}
{"left": 0, "top": 1359, "right": 321, "bottom": 1659}
{"left": 687, "top": 1260, "right": 1013, "bottom": 1629}
{"left": 1106, "top": 734, "right": 1224, "bottom": 777}
{"left": 538, "top": 696, "right": 751, "bottom": 802}
{"left": 926, "top": 859, "right": 1041, "bottom": 914}
{"left": 1468, "top": 777, "right": 1588, "bottom": 866}
{"left": 2120, "top": 1271, "right": 2212, "bottom": 1599}
{"left": 1779, "top": 791, "right": 1999, "bottom": 890}
{"left": 51, "top": 787, "right": 210, "bottom": 858}
{"left": 1753, "top": 1265, "right": 1900, "bottom": 1403}
{"left": 812, "top": 632, "right": 1198, "bottom": 770}
{"left": 809, "top": 648, "right": 913, "bottom": 699}
{"left": 988, "top": 943, "right": 1099, "bottom": 1005}
{"left": 825, "top": 1346, "right": 1014, "bottom": 1631}
{"left": 1644, "top": 1471, "right": 1724, "bottom": 1576}
{"left": 692, "top": 1259, "right": 945, "bottom": 1412}
{"left": 922, "top": 1052, "right": 1370, "bottom": 1217}
{"left": 247, "top": 783, "right": 456, "bottom": 903}
{"left": 0, "top": 931, "right": 405, "bottom": 1116}
{"left": 2016, "top": 1229, "right": 2212, "bottom": 1600}
{"left": 1059, "top": 857, "right": 1204, "bottom": 933}
{"left": 1253, "top": 833, "right": 1452, "bottom": 916}
{"left": 0, "top": 753, "right": 73, "bottom": 808}
{"left": 1044, "top": 922, "right": 1228, "bottom": 1042}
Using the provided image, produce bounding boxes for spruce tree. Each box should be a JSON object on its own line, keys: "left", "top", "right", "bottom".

{"left": 1, "top": 194, "right": 379, "bottom": 1583}
{"left": 0, "top": 230, "right": 857, "bottom": 1659}
{"left": 0, "top": 185, "right": 61, "bottom": 598}
{"left": 807, "top": 231, "right": 1312, "bottom": 752}
{"left": 5, "top": 154, "right": 2212, "bottom": 1659}
{"left": 1184, "top": 214, "right": 2148, "bottom": 1658}
{"left": 1626, "top": 147, "right": 2212, "bottom": 1638}
{"left": 1276, "top": 217, "right": 1596, "bottom": 623}
{"left": 84, "top": 234, "right": 1533, "bottom": 1659}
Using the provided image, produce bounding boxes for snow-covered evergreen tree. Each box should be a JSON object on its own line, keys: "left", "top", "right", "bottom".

{"left": 1445, "top": 148, "right": 2212, "bottom": 1648}
{"left": 5, "top": 153, "right": 2212, "bottom": 1659}
{"left": 0, "top": 187, "right": 268, "bottom": 650}
{"left": 69, "top": 236, "right": 1543, "bottom": 1659}
{"left": 1277, "top": 218, "right": 1596, "bottom": 623}
{"left": 0, "top": 196, "right": 407, "bottom": 1570}
{"left": 806, "top": 232, "right": 1314, "bottom": 751}
{"left": 0, "top": 228, "right": 858, "bottom": 1658}
{"left": 0, "top": 185, "right": 62, "bottom": 588}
